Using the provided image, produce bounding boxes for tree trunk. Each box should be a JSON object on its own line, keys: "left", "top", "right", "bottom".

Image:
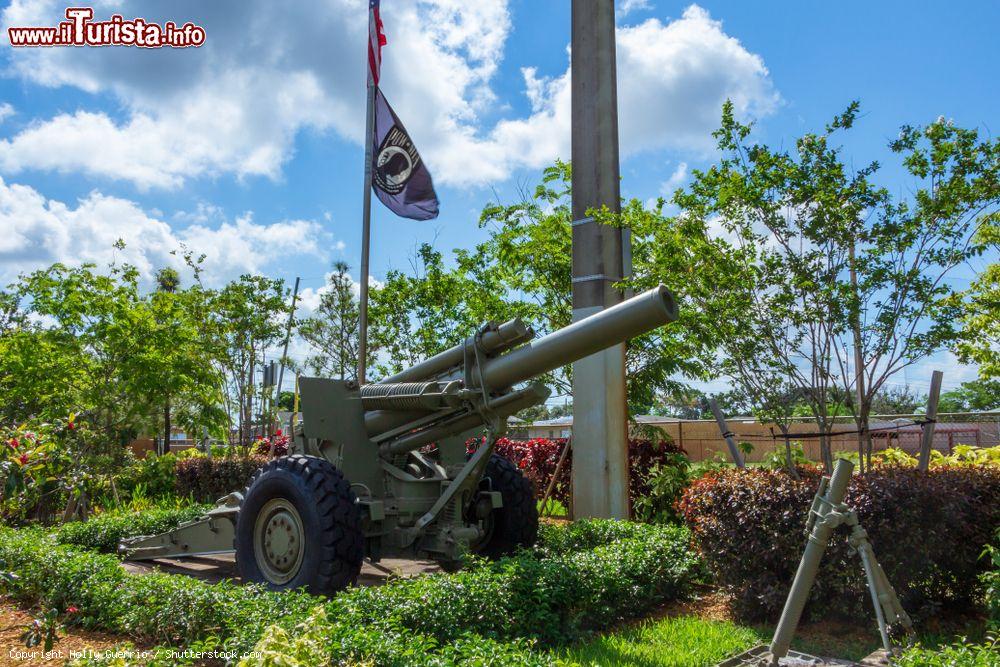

{"left": 818, "top": 428, "right": 833, "bottom": 474}
{"left": 162, "top": 396, "right": 171, "bottom": 457}
{"left": 861, "top": 402, "right": 873, "bottom": 470}
{"left": 779, "top": 425, "right": 800, "bottom": 479}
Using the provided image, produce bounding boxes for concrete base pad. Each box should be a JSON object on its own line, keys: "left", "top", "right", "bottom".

{"left": 122, "top": 553, "right": 442, "bottom": 587}
{"left": 716, "top": 644, "right": 860, "bottom": 666}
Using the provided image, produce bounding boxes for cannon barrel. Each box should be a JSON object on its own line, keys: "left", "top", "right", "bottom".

{"left": 364, "top": 285, "right": 677, "bottom": 444}
{"left": 478, "top": 285, "right": 677, "bottom": 390}
{"left": 380, "top": 318, "right": 533, "bottom": 385}
{"left": 379, "top": 383, "right": 551, "bottom": 456}
{"left": 365, "top": 318, "right": 533, "bottom": 436}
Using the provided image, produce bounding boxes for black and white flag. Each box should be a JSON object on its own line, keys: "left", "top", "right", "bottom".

{"left": 371, "top": 88, "right": 439, "bottom": 221}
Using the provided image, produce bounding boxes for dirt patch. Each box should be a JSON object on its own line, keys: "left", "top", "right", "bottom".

{"left": 655, "top": 588, "right": 735, "bottom": 623}
{"left": 0, "top": 601, "right": 135, "bottom": 666}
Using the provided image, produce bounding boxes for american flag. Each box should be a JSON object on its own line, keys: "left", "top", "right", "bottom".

{"left": 368, "top": 0, "right": 387, "bottom": 85}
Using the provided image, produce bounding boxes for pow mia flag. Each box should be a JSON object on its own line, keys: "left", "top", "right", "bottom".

{"left": 371, "top": 88, "right": 439, "bottom": 220}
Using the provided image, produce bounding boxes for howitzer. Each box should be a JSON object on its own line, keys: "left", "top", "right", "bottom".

{"left": 121, "top": 285, "right": 678, "bottom": 595}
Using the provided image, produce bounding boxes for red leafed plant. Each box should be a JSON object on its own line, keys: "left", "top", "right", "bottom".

{"left": 472, "top": 436, "right": 687, "bottom": 514}
{"left": 678, "top": 464, "right": 1000, "bottom": 622}
{"left": 254, "top": 430, "right": 289, "bottom": 458}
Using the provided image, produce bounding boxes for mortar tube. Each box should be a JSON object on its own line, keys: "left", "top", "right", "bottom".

{"left": 769, "top": 458, "right": 854, "bottom": 662}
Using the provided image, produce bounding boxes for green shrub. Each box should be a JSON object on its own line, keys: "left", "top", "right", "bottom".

{"left": 678, "top": 465, "right": 1000, "bottom": 621}
{"left": 631, "top": 453, "right": 691, "bottom": 523}
{"left": 760, "top": 442, "right": 809, "bottom": 470}
{"left": 117, "top": 453, "right": 179, "bottom": 500}
{"left": 242, "top": 606, "right": 555, "bottom": 667}
{"left": 535, "top": 516, "right": 667, "bottom": 553}
{"left": 0, "top": 519, "right": 697, "bottom": 663}
{"left": 896, "top": 637, "right": 999, "bottom": 666}
{"left": 55, "top": 505, "right": 211, "bottom": 553}
{"left": 984, "top": 529, "right": 1000, "bottom": 629}
{"left": 330, "top": 521, "right": 698, "bottom": 646}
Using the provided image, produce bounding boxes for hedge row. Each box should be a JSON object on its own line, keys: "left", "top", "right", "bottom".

{"left": 122, "top": 453, "right": 266, "bottom": 504}
{"left": 489, "top": 436, "right": 686, "bottom": 509}
{"left": 54, "top": 505, "right": 211, "bottom": 553}
{"left": 0, "top": 519, "right": 698, "bottom": 664}
{"left": 678, "top": 465, "right": 1000, "bottom": 621}
{"left": 173, "top": 456, "right": 265, "bottom": 503}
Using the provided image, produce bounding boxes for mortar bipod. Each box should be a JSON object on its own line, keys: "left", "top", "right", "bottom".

{"left": 769, "top": 459, "right": 914, "bottom": 665}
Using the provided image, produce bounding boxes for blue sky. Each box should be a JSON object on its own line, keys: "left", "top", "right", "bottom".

{"left": 0, "top": 0, "right": 996, "bottom": 396}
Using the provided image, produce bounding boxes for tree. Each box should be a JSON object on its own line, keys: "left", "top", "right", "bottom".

{"left": 633, "top": 102, "right": 998, "bottom": 472}
{"left": 836, "top": 113, "right": 999, "bottom": 468}
{"left": 629, "top": 103, "right": 864, "bottom": 471}
{"left": 298, "top": 262, "right": 360, "bottom": 380}
{"left": 957, "top": 221, "right": 999, "bottom": 380}
{"left": 142, "top": 275, "right": 225, "bottom": 453}
{"left": 209, "top": 275, "right": 290, "bottom": 451}
{"left": 870, "top": 385, "right": 923, "bottom": 415}
{"left": 937, "top": 379, "right": 1000, "bottom": 412}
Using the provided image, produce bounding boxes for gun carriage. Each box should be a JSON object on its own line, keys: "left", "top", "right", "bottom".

{"left": 121, "top": 286, "right": 678, "bottom": 595}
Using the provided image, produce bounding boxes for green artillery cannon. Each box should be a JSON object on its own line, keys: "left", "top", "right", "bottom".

{"left": 121, "top": 286, "right": 678, "bottom": 595}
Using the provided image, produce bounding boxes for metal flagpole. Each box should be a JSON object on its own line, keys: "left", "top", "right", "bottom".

{"left": 358, "top": 48, "right": 376, "bottom": 386}
{"left": 276, "top": 276, "right": 300, "bottom": 411}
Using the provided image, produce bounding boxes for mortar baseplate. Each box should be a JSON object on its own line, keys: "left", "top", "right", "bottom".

{"left": 716, "top": 644, "right": 861, "bottom": 667}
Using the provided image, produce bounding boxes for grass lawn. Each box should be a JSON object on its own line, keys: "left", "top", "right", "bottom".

{"left": 564, "top": 616, "right": 762, "bottom": 667}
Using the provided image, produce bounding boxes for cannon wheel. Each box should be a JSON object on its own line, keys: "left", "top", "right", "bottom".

{"left": 476, "top": 454, "right": 538, "bottom": 559}
{"left": 235, "top": 455, "right": 363, "bottom": 595}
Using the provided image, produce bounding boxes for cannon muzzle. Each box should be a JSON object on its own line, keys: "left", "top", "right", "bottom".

{"left": 477, "top": 285, "right": 677, "bottom": 390}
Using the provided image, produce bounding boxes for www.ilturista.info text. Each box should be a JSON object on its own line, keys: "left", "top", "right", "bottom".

{"left": 8, "top": 7, "right": 206, "bottom": 48}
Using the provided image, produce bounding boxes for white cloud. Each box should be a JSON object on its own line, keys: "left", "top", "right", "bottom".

{"left": 618, "top": 0, "right": 652, "bottom": 17}
{"left": 0, "top": 176, "right": 333, "bottom": 286}
{"left": 660, "top": 161, "right": 688, "bottom": 194}
{"left": 0, "top": 2, "right": 776, "bottom": 188}
{"left": 0, "top": 104, "right": 14, "bottom": 124}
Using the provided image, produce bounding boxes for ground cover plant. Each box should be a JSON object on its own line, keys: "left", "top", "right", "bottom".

{"left": 896, "top": 637, "right": 1000, "bottom": 667}
{"left": 0, "top": 519, "right": 699, "bottom": 665}
{"left": 678, "top": 464, "right": 1000, "bottom": 620}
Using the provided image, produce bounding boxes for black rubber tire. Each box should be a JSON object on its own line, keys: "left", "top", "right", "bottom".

{"left": 476, "top": 454, "right": 538, "bottom": 559}
{"left": 235, "top": 455, "right": 363, "bottom": 595}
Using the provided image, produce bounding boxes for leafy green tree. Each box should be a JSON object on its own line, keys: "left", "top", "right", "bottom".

{"left": 839, "top": 113, "right": 999, "bottom": 465}
{"left": 368, "top": 244, "right": 480, "bottom": 380}
{"left": 870, "top": 385, "right": 923, "bottom": 415}
{"left": 633, "top": 102, "right": 998, "bottom": 471}
{"left": 141, "top": 276, "right": 226, "bottom": 453}
{"left": 957, "top": 222, "right": 999, "bottom": 380}
{"left": 298, "top": 262, "right": 360, "bottom": 380}
{"left": 209, "top": 275, "right": 289, "bottom": 451}
{"left": 367, "top": 162, "right": 714, "bottom": 406}
{"left": 937, "top": 379, "right": 1000, "bottom": 412}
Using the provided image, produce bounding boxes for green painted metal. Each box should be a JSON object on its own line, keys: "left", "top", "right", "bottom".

{"left": 121, "top": 285, "right": 678, "bottom": 573}
{"left": 767, "top": 459, "right": 913, "bottom": 665}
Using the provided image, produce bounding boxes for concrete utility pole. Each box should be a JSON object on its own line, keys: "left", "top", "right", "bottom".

{"left": 570, "top": 0, "right": 630, "bottom": 519}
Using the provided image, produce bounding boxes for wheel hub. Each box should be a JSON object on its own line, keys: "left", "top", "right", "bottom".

{"left": 253, "top": 499, "right": 305, "bottom": 585}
